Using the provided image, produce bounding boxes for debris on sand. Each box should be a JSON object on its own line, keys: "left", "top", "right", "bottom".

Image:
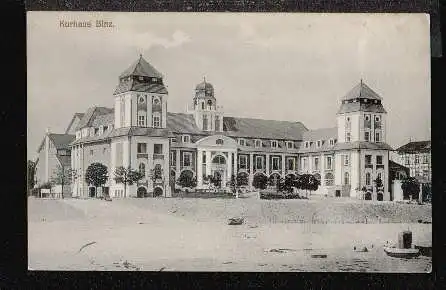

{"left": 78, "top": 241, "right": 96, "bottom": 253}
{"left": 311, "top": 254, "right": 327, "bottom": 258}
{"left": 228, "top": 217, "right": 244, "bottom": 225}
{"left": 222, "top": 261, "right": 233, "bottom": 264}
{"left": 264, "top": 248, "right": 295, "bottom": 253}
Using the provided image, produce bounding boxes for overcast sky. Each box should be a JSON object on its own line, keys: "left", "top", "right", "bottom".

{"left": 27, "top": 12, "right": 430, "bottom": 160}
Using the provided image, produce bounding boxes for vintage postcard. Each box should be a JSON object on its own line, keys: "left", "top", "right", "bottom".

{"left": 27, "top": 12, "right": 431, "bottom": 272}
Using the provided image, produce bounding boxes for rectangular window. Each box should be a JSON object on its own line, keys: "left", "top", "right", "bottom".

{"left": 344, "top": 155, "right": 349, "bottom": 166}
{"left": 365, "top": 155, "right": 372, "bottom": 165}
{"left": 423, "top": 155, "right": 429, "bottom": 164}
{"left": 170, "top": 151, "right": 175, "bottom": 166}
{"left": 94, "top": 128, "right": 99, "bottom": 135}
{"left": 287, "top": 158, "right": 295, "bottom": 170}
{"left": 303, "top": 158, "right": 308, "bottom": 170}
{"left": 154, "top": 144, "right": 163, "bottom": 154}
{"left": 376, "top": 155, "right": 383, "bottom": 165}
{"left": 182, "top": 135, "right": 190, "bottom": 143}
{"left": 305, "top": 142, "right": 309, "bottom": 148}
{"left": 138, "top": 115, "right": 145, "bottom": 126}
{"left": 346, "top": 132, "right": 351, "bottom": 142}
{"left": 364, "top": 131, "right": 370, "bottom": 142}
{"left": 239, "top": 155, "right": 247, "bottom": 169}
{"left": 255, "top": 140, "right": 262, "bottom": 148}
{"left": 329, "top": 139, "right": 334, "bottom": 146}
{"left": 375, "top": 132, "right": 380, "bottom": 142}
{"left": 255, "top": 156, "right": 263, "bottom": 169}
{"left": 183, "top": 152, "right": 191, "bottom": 167}
{"left": 364, "top": 114, "right": 371, "bottom": 128}
{"left": 103, "top": 125, "right": 108, "bottom": 132}
{"left": 271, "top": 140, "right": 278, "bottom": 148}
{"left": 317, "top": 140, "right": 321, "bottom": 148}
{"left": 314, "top": 157, "right": 319, "bottom": 170}
{"left": 325, "top": 156, "right": 332, "bottom": 170}
{"left": 152, "top": 115, "right": 160, "bottom": 128}
{"left": 239, "top": 139, "right": 245, "bottom": 146}
{"left": 272, "top": 157, "right": 280, "bottom": 170}
{"left": 137, "top": 143, "right": 147, "bottom": 154}
{"left": 90, "top": 149, "right": 93, "bottom": 156}
{"left": 287, "top": 141, "right": 293, "bottom": 149}
{"left": 415, "top": 155, "right": 419, "bottom": 164}
{"left": 202, "top": 152, "right": 206, "bottom": 164}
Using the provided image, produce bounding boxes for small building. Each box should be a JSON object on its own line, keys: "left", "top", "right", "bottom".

{"left": 395, "top": 140, "right": 431, "bottom": 183}
{"left": 388, "top": 160, "right": 409, "bottom": 201}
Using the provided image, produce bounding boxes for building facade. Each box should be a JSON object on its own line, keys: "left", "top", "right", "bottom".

{"left": 69, "top": 55, "right": 394, "bottom": 200}
{"left": 395, "top": 140, "right": 431, "bottom": 183}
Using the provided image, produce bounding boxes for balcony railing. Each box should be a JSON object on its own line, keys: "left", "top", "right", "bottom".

{"left": 137, "top": 153, "right": 148, "bottom": 159}
{"left": 153, "top": 154, "right": 164, "bottom": 160}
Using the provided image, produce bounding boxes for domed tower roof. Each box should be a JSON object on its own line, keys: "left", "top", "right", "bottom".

{"left": 195, "top": 77, "right": 215, "bottom": 98}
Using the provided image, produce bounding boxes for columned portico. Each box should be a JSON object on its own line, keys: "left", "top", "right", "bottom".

{"left": 195, "top": 135, "right": 238, "bottom": 189}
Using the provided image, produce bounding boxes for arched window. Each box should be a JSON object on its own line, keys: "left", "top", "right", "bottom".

{"left": 216, "top": 138, "right": 224, "bottom": 145}
{"left": 215, "top": 116, "right": 220, "bottom": 132}
{"left": 202, "top": 115, "right": 208, "bottom": 130}
{"left": 366, "top": 172, "right": 371, "bottom": 185}
{"left": 212, "top": 155, "right": 226, "bottom": 165}
{"left": 152, "top": 98, "right": 161, "bottom": 112}
{"left": 344, "top": 172, "right": 350, "bottom": 185}
{"left": 201, "top": 102, "right": 205, "bottom": 110}
{"left": 139, "top": 163, "right": 145, "bottom": 175}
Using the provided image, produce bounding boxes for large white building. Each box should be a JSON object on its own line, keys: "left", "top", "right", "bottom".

{"left": 69, "top": 55, "right": 394, "bottom": 200}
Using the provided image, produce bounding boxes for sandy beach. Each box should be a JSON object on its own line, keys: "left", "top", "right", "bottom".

{"left": 28, "top": 197, "right": 431, "bottom": 272}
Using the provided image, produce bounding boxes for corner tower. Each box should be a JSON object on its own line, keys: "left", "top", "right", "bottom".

{"left": 190, "top": 78, "right": 224, "bottom": 132}
{"left": 113, "top": 54, "right": 168, "bottom": 129}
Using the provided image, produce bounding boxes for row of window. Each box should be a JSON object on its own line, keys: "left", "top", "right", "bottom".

{"left": 137, "top": 143, "right": 163, "bottom": 154}
{"left": 365, "top": 154, "right": 383, "bottom": 165}
{"left": 365, "top": 172, "right": 383, "bottom": 186}
{"left": 304, "top": 139, "right": 337, "bottom": 149}
{"left": 300, "top": 156, "right": 333, "bottom": 171}
{"left": 405, "top": 155, "right": 430, "bottom": 165}
{"left": 344, "top": 131, "right": 381, "bottom": 142}
{"left": 202, "top": 115, "right": 221, "bottom": 131}
{"left": 137, "top": 113, "right": 161, "bottom": 127}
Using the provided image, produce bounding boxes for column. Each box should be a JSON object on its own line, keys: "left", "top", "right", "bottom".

{"left": 281, "top": 154, "right": 285, "bottom": 177}
{"left": 176, "top": 149, "right": 180, "bottom": 174}
{"left": 308, "top": 155, "right": 313, "bottom": 173}
{"left": 266, "top": 153, "right": 270, "bottom": 175}
{"left": 233, "top": 152, "right": 237, "bottom": 177}
{"left": 206, "top": 151, "right": 211, "bottom": 176}
{"left": 227, "top": 152, "right": 232, "bottom": 180}
{"left": 249, "top": 153, "right": 254, "bottom": 189}
{"left": 197, "top": 149, "right": 203, "bottom": 188}
{"left": 321, "top": 154, "right": 326, "bottom": 186}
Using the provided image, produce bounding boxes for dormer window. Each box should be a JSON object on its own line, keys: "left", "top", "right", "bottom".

{"left": 238, "top": 139, "right": 245, "bottom": 146}
{"left": 329, "top": 139, "right": 334, "bottom": 146}
{"left": 182, "top": 135, "right": 190, "bottom": 143}
{"left": 216, "top": 139, "right": 224, "bottom": 145}
{"left": 305, "top": 141, "right": 309, "bottom": 148}
{"left": 316, "top": 140, "right": 321, "bottom": 148}
{"left": 138, "top": 76, "right": 144, "bottom": 81}
{"left": 255, "top": 139, "right": 262, "bottom": 148}
{"left": 152, "top": 78, "right": 157, "bottom": 82}
{"left": 170, "top": 137, "right": 177, "bottom": 143}
{"left": 103, "top": 125, "right": 108, "bottom": 132}
{"left": 271, "top": 140, "right": 278, "bottom": 148}
{"left": 286, "top": 141, "right": 294, "bottom": 149}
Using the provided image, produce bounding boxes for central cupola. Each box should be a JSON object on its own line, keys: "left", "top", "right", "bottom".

{"left": 190, "top": 77, "right": 223, "bottom": 132}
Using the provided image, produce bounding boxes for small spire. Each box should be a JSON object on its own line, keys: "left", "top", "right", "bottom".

{"left": 139, "top": 53, "right": 143, "bottom": 58}
{"left": 203, "top": 76, "right": 206, "bottom": 83}
{"left": 360, "top": 78, "right": 363, "bottom": 85}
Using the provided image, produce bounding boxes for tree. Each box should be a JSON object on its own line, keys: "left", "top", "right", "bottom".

{"left": 176, "top": 170, "right": 197, "bottom": 190}
{"left": 236, "top": 173, "right": 249, "bottom": 187}
{"left": 50, "top": 165, "right": 73, "bottom": 199}
{"left": 114, "top": 166, "right": 143, "bottom": 198}
{"left": 85, "top": 163, "right": 109, "bottom": 198}
{"left": 401, "top": 176, "right": 420, "bottom": 200}
{"left": 252, "top": 174, "right": 268, "bottom": 190}
{"left": 27, "top": 160, "right": 36, "bottom": 195}
{"left": 298, "top": 174, "right": 320, "bottom": 198}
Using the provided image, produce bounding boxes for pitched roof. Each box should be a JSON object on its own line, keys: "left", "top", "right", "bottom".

{"left": 108, "top": 127, "right": 172, "bottom": 138}
{"left": 76, "top": 106, "right": 114, "bottom": 130}
{"left": 389, "top": 160, "right": 409, "bottom": 172}
{"left": 119, "top": 55, "right": 163, "bottom": 79}
{"left": 333, "top": 141, "right": 393, "bottom": 151}
{"left": 65, "top": 112, "right": 85, "bottom": 134}
{"left": 222, "top": 116, "right": 308, "bottom": 140}
{"left": 167, "top": 112, "right": 204, "bottom": 134}
{"left": 91, "top": 112, "right": 114, "bottom": 127}
{"left": 49, "top": 134, "right": 75, "bottom": 150}
{"left": 114, "top": 80, "right": 168, "bottom": 95}
{"left": 302, "top": 127, "right": 337, "bottom": 141}
{"left": 343, "top": 81, "right": 382, "bottom": 101}
{"left": 396, "top": 140, "right": 431, "bottom": 153}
